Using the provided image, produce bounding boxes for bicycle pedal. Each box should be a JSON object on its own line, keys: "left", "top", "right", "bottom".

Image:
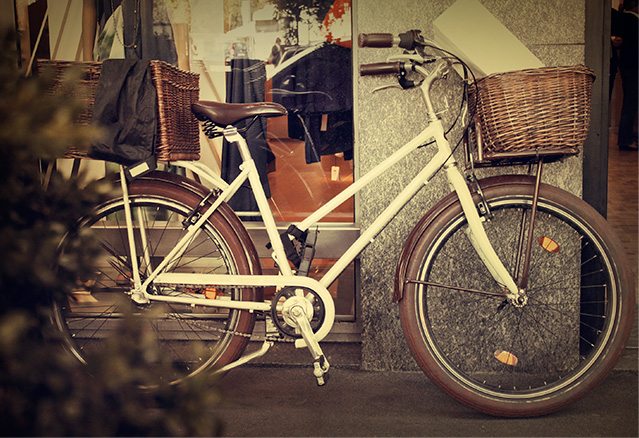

{"left": 315, "top": 371, "right": 330, "bottom": 386}
{"left": 313, "top": 355, "right": 330, "bottom": 386}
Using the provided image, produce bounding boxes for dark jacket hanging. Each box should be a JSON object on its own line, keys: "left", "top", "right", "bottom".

{"left": 94, "top": 0, "right": 178, "bottom": 66}
{"left": 271, "top": 43, "right": 353, "bottom": 164}
{"left": 89, "top": 59, "right": 157, "bottom": 165}
{"left": 221, "top": 59, "right": 274, "bottom": 214}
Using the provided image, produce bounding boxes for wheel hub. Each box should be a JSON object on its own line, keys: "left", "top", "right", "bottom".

{"left": 510, "top": 290, "right": 528, "bottom": 308}
{"left": 271, "top": 287, "right": 325, "bottom": 338}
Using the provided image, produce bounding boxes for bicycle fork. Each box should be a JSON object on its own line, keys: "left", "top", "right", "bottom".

{"left": 445, "top": 163, "right": 522, "bottom": 302}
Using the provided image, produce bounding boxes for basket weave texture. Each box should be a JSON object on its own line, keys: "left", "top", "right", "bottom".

{"left": 469, "top": 65, "right": 595, "bottom": 159}
{"left": 37, "top": 59, "right": 200, "bottom": 162}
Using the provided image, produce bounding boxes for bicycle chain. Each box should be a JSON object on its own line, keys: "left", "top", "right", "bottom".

{"left": 168, "top": 312, "right": 295, "bottom": 343}
{"left": 158, "top": 287, "right": 301, "bottom": 344}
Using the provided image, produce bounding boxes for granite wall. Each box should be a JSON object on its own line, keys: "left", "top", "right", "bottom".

{"left": 354, "top": 0, "right": 587, "bottom": 370}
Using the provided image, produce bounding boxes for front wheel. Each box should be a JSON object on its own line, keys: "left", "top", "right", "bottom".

{"left": 53, "top": 174, "right": 261, "bottom": 386}
{"left": 399, "top": 178, "right": 635, "bottom": 417}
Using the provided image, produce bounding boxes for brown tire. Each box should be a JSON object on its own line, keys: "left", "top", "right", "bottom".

{"left": 398, "top": 176, "right": 635, "bottom": 417}
{"left": 53, "top": 171, "right": 262, "bottom": 385}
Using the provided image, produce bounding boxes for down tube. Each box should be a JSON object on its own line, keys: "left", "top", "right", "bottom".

{"left": 298, "top": 124, "right": 443, "bottom": 230}
{"left": 319, "top": 149, "right": 451, "bottom": 289}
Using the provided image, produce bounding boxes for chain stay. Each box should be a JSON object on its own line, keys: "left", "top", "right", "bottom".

{"left": 162, "top": 288, "right": 296, "bottom": 343}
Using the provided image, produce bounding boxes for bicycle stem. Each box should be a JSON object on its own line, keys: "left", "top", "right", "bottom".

{"left": 415, "top": 62, "right": 448, "bottom": 120}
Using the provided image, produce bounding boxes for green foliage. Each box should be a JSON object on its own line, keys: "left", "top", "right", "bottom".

{"left": 0, "top": 32, "right": 223, "bottom": 436}
{"left": 0, "top": 32, "right": 106, "bottom": 313}
{"left": 270, "top": 0, "right": 334, "bottom": 44}
{"left": 0, "top": 310, "right": 223, "bottom": 437}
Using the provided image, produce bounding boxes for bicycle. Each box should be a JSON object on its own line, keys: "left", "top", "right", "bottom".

{"left": 53, "top": 30, "right": 636, "bottom": 417}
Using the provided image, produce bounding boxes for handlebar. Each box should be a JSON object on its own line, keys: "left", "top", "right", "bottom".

{"left": 359, "top": 61, "right": 402, "bottom": 76}
{"left": 358, "top": 29, "right": 472, "bottom": 135}
{"left": 359, "top": 30, "right": 425, "bottom": 50}
{"left": 358, "top": 30, "right": 458, "bottom": 120}
{"left": 358, "top": 30, "right": 430, "bottom": 79}
{"left": 358, "top": 33, "right": 397, "bottom": 48}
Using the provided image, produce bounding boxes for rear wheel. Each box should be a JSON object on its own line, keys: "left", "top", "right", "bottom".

{"left": 53, "top": 179, "right": 260, "bottom": 385}
{"left": 399, "top": 181, "right": 635, "bottom": 416}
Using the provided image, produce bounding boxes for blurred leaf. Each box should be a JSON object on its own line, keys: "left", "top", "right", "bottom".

{"left": 0, "top": 31, "right": 223, "bottom": 436}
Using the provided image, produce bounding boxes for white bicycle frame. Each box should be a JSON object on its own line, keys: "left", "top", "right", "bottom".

{"left": 118, "top": 60, "right": 520, "bottom": 349}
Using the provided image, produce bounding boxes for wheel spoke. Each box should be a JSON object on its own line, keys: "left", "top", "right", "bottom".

{"left": 408, "top": 279, "right": 509, "bottom": 298}
{"left": 53, "top": 192, "right": 256, "bottom": 386}
{"left": 401, "top": 189, "right": 631, "bottom": 416}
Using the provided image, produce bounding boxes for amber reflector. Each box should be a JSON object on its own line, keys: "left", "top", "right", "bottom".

{"left": 494, "top": 350, "right": 519, "bottom": 366}
{"left": 538, "top": 236, "right": 560, "bottom": 253}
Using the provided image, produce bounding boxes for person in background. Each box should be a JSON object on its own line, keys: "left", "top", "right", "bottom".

{"left": 82, "top": 0, "right": 178, "bottom": 65}
{"left": 267, "top": 37, "right": 283, "bottom": 66}
{"left": 610, "top": 6, "right": 623, "bottom": 99}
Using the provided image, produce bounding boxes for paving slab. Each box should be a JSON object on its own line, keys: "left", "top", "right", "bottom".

{"left": 212, "top": 366, "right": 638, "bottom": 437}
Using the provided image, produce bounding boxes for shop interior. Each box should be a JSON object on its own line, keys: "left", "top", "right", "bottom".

{"left": 17, "top": 0, "right": 358, "bottom": 320}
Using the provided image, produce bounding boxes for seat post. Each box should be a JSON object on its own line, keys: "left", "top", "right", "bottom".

{"left": 222, "top": 125, "right": 295, "bottom": 276}
{"left": 223, "top": 125, "right": 253, "bottom": 162}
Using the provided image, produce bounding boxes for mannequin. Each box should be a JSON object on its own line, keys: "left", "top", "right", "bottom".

{"left": 81, "top": 0, "right": 188, "bottom": 67}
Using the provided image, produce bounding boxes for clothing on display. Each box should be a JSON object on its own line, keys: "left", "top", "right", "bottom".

{"left": 271, "top": 43, "right": 353, "bottom": 164}
{"left": 288, "top": 111, "right": 354, "bottom": 163}
{"left": 613, "top": 7, "right": 638, "bottom": 149}
{"left": 93, "top": 0, "right": 177, "bottom": 65}
{"left": 222, "top": 59, "right": 274, "bottom": 214}
{"left": 86, "top": 1, "right": 178, "bottom": 167}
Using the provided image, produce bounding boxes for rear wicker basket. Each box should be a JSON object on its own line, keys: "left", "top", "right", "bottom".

{"left": 468, "top": 65, "right": 595, "bottom": 163}
{"left": 37, "top": 59, "right": 200, "bottom": 162}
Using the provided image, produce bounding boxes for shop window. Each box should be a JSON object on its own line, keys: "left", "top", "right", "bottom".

{"left": 207, "top": 0, "right": 357, "bottom": 320}
{"left": 41, "top": 0, "right": 356, "bottom": 320}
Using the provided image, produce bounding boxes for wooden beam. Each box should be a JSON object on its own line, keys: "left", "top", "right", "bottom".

{"left": 14, "top": 0, "right": 30, "bottom": 68}
{"left": 583, "top": 0, "right": 611, "bottom": 216}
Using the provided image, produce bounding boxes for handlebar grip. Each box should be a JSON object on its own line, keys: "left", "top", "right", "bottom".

{"left": 358, "top": 33, "right": 395, "bottom": 48}
{"left": 359, "top": 62, "right": 402, "bottom": 76}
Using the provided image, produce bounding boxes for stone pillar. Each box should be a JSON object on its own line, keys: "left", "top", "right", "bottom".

{"left": 355, "top": 0, "right": 586, "bottom": 370}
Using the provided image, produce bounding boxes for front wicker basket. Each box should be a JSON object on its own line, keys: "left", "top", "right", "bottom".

{"left": 37, "top": 59, "right": 201, "bottom": 162}
{"left": 468, "top": 65, "right": 595, "bottom": 163}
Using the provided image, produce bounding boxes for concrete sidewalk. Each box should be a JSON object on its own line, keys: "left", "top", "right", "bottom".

{"left": 213, "top": 366, "right": 637, "bottom": 437}
{"left": 211, "top": 312, "right": 638, "bottom": 436}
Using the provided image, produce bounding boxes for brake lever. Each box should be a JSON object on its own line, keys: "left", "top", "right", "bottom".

{"left": 372, "top": 77, "right": 421, "bottom": 92}
{"left": 398, "top": 74, "right": 422, "bottom": 89}
{"left": 387, "top": 54, "right": 436, "bottom": 65}
{"left": 372, "top": 83, "right": 403, "bottom": 93}
{"left": 371, "top": 66, "right": 426, "bottom": 93}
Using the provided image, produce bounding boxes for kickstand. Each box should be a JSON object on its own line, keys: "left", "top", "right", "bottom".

{"left": 215, "top": 340, "right": 274, "bottom": 374}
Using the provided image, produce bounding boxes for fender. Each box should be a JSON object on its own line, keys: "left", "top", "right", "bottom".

{"left": 393, "top": 174, "right": 542, "bottom": 303}
{"left": 109, "top": 170, "right": 263, "bottom": 294}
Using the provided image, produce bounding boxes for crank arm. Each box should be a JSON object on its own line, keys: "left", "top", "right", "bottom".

{"left": 290, "top": 305, "right": 330, "bottom": 385}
